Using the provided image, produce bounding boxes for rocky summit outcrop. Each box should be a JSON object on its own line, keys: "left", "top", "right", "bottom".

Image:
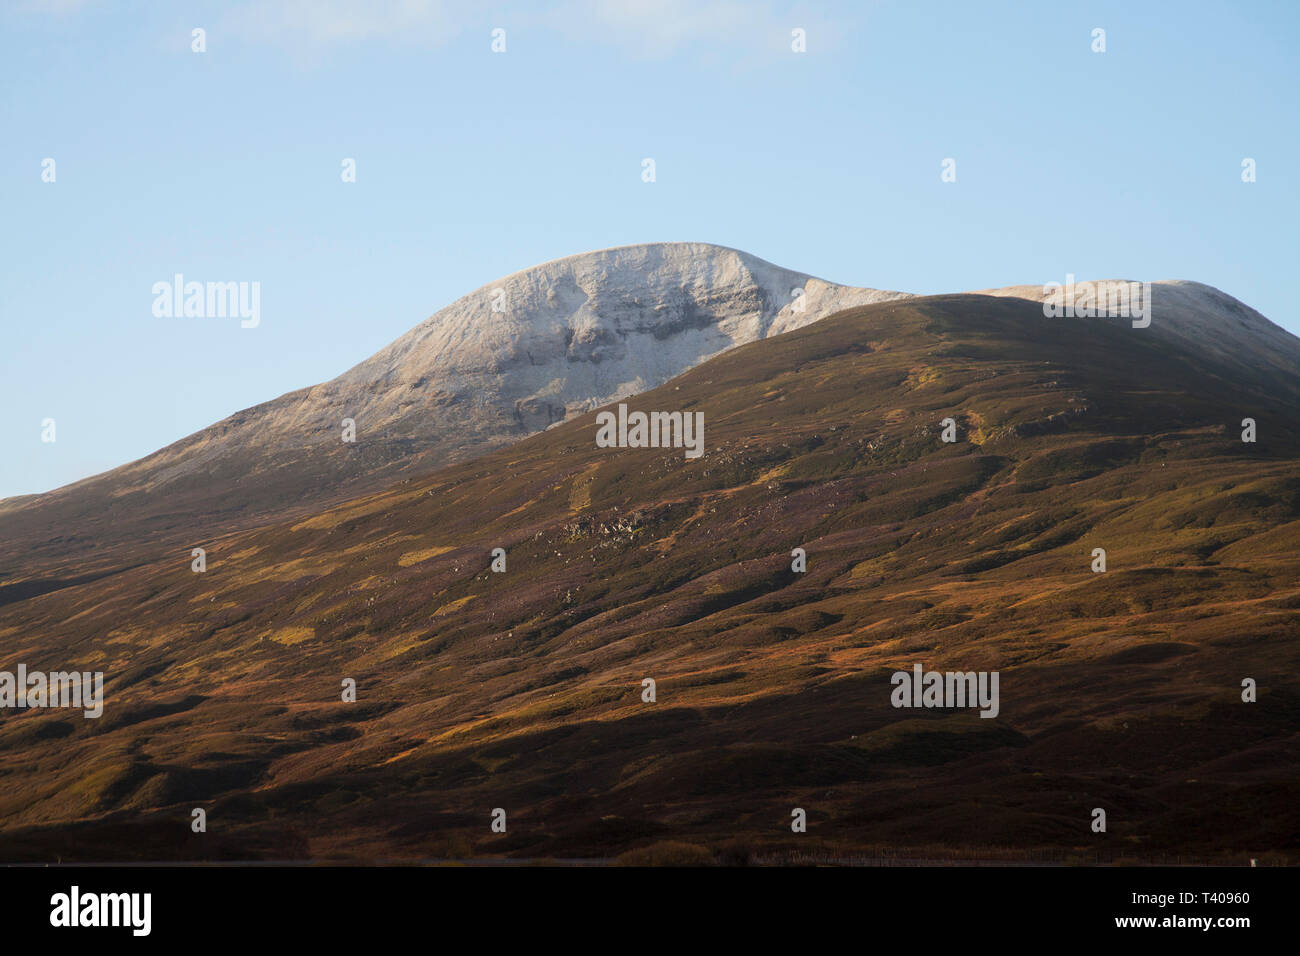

{"left": 0, "top": 243, "right": 906, "bottom": 567}
{"left": 323, "top": 241, "right": 908, "bottom": 440}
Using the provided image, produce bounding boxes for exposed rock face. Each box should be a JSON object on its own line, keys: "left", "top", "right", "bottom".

{"left": 306, "top": 241, "right": 909, "bottom": 447}
{"left": 0, "top": 243, "right": 906, "bottom": 564}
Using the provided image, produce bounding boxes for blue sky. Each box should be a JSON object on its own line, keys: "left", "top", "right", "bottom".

{"left": 2, "top": 0, "right": 1296, "bottom": 499}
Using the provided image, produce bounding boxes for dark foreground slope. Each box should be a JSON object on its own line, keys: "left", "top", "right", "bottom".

{"left": 0, "top": 294, "right": 1297, "bottom": 863}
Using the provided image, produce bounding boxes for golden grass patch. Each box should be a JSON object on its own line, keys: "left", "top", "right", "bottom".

{"left": 397, "top": 546, "right": 455, "bottom": 567}
{"left": 263, "top": 557, "right": 341, "bottom": 580}
{"left": 432, "top": 595, "right": 475, "bottom": 617}
{"left": 269, "top": 626, "right": 316, "bottom": 646}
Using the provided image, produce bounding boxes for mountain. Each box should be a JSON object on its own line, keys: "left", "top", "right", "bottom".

{"left": 1, "top": 290, "right": 1296, "bottom": 863}
{"left": 0, "top": 243, "right": 907, "bottom": 573}
{"left": 975, "top": 278, "right": 1300, "bottom": 399}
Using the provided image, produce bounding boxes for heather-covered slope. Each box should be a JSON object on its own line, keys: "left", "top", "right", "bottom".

{"left": 0, "top": 293, "right": 1297, "bottom": 863}
{"left": 0, "top": 243, "right": 906, "bottom": 573}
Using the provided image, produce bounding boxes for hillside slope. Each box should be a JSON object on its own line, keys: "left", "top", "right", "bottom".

{"left": 1, "top": 293, "right": 1296, "bottom": 862}
{"left": 0, "top": 243, "right": 906, "bottom": 572}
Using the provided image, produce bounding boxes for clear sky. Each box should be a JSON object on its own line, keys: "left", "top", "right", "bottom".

{"left": 2, "top": 0, "right": 1296, "bottom": 500}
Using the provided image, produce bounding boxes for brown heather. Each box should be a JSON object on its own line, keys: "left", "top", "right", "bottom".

{"left": 0, "top": 294, "right": 1296, "bottom": 864}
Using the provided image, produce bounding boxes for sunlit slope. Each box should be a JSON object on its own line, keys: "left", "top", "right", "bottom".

{"left": 0, "top": 242, "right": 906, "bottom": 574}
{"left": 0, "top": 293, "right": 1296, "bottom": 862}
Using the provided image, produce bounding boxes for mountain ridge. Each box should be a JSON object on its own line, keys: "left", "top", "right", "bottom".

{"left": 1, "top": 246, "right": 1296, "bottom": 578}
{"left": 0, "top": 242, "right": 907, "bottom": 568}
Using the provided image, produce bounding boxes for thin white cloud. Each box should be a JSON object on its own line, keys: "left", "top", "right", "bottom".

{"left": 19, "top": 0, "right": 101, "bottom": 14}
{"left": 19, "top": 0, "right": 850, "bottom": 62}
{"left": 574, "top": 0, "right": 764, "bottom": 58}
{"left": 560, "top": 1, "right": 853, "bottom": 63}
{"left": 222, "top": 0, "right": 468, "bottom": 48}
